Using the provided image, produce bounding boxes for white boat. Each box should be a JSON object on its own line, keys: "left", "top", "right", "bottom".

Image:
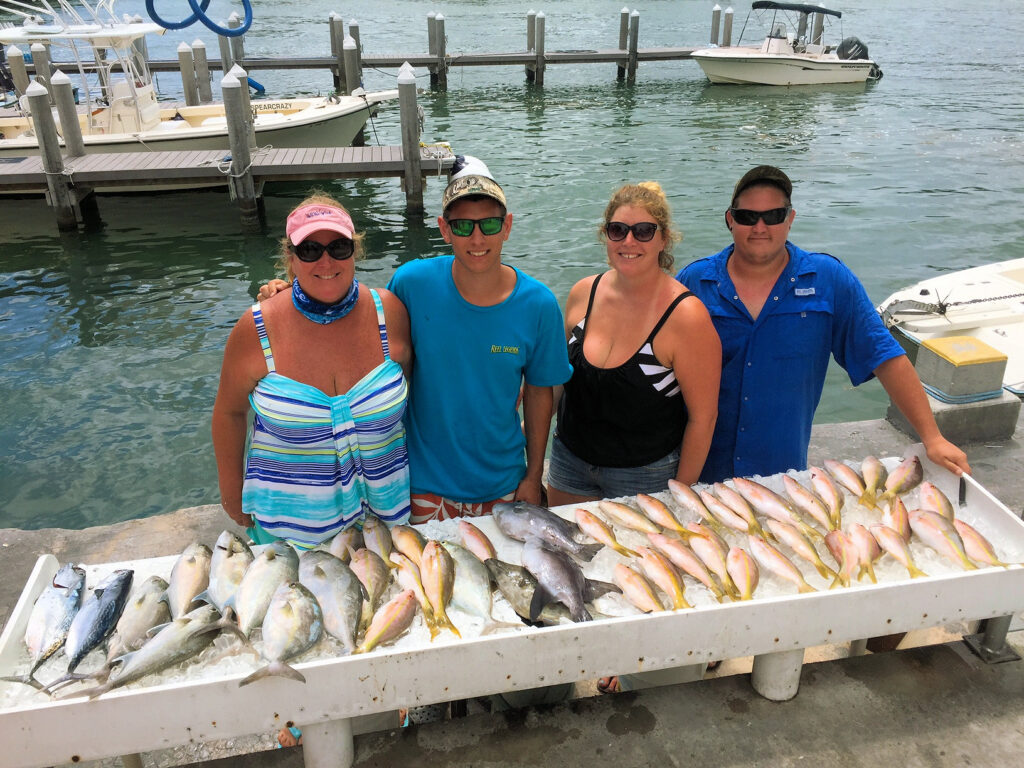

{"left": 878, "top": 259, "right": 1024, "bottom": 397}
{"left": 691, "top": 1, "right": 882, "bottom": 86}
{"left": 0, "top": 1, "right": 396, "bottom": 162}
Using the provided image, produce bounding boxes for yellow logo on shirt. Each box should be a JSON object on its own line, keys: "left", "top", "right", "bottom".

{"left": 491, "top": 344, "right": 520, "bottom": 354}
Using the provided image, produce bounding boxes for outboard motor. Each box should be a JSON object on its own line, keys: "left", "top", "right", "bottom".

{"left": 837, "top": 36, "right": 870, "bottom": 60}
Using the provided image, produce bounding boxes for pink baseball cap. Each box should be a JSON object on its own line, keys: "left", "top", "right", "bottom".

{"left": 285, "top": 204, "right": 355, "bottom": 245}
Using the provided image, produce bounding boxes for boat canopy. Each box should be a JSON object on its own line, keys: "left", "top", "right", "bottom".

{"left": 751, "top": 1, "right": 842, "bottom": 18}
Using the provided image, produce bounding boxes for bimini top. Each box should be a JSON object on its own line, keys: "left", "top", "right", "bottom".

{"left": 752, "top": 1, "right": 843, "bottom": 18}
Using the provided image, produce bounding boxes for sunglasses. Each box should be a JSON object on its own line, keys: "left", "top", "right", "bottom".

{"left": 729, "top": 207, "right": 791, "bottom": 226}
{"left": 445, "top": 216, "right": 505, "bottom": 237}
{"left": 291, "top": 238, "right": 355, "bottom": 262}
{"left": 605, "top": 221, "right": 659, "bottom": 242}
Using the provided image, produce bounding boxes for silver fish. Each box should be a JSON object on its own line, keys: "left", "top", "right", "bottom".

{"left": 442, "top": 542, "right": 521, "bottom": 634}
{"left": 9, "top": 563, "right": 86, "bottom": 688}
{"left": 43, "top": 569, "right": 134, "bottom": 693}
{"left": 493, "top": 501, "right": 602, "bottom": 561}
{"left": 76, "top": 604, "right": 235, "bottom": 699}
{"left": 234, "top": 540, "right": 299, "bottom": 637}
{"left": 200, "top": 531, "right": 253, "bottom": 615}
{"left": 106, "top": 575, "right": 171, "bottom": 663}
{"left": 299, "top": 550, "right": 367, "bottom": 652}
{"left": 165, "top": 542, "right": 212, "bottom": 619}
{"left": 239, "top": 582, "right": 323, "bottom": 686}
{"left": 484, "top": 558, "right": 575, "bottom": 625}
{"left": 327, "top": 527, "right": 363, "bottom": 563}
{"left": 521, "top": 537, "right": 619, "bottom": 622}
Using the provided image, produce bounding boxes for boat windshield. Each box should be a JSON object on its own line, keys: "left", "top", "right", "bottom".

{"left": 737, "top": 2, "right": 846, "bottom": 48}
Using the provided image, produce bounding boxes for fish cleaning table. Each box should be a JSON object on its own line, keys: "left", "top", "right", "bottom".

{"left": 2, "top": 446, "right": 1023, "bottom": 768}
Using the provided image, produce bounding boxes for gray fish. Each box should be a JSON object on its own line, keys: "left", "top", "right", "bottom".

{"left": 521, "top": 538, "right": 619, "bottom": 623}
{"left": 234, "top": 540, "right": 299, "bottom": 637}
{"left": 493, "top": 501, "right": 603, "bottom": 561}
{"left": 165, "top": 542, "right": 212, "bottom": 619}
{"left": 483, "top": 559, "right": 573, "bottom": 625}
{"left": 5, "top": 563, "right": 86, "bottom": 689}
{"left": 74, "top": 604, "right": 237, "bottom": 699}
{"left": 239, "top": 582, "right": 323, "bottom": 686}
{"left": 106, "top": 575, "right": 171, "bottom": 664}
{"left": 42, "top": 569, "right": 134, "bottom": 693}
{"left": 298, "top": 550, "right": 367, "bottom": 652}
{"left": 442, "top": 542, "right": 522, "bottom": 635}
{"left": 199, "top": 531, "right": 254, "bottom": 615}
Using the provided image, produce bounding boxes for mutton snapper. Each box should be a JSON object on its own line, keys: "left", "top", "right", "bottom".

{"left": 43, "top": 569, "right": 134, "bottom": 693}
{"left": 493, "top": 502, "right": 602, "bottom": 561}
{"left": 198, "top": 531, "right": 253, "bottom": 615}
{"left": 299, "top": 550, "right": 367, "bottom": 652}
{"left": 522, "top": 537, "right": 619, "bottom": 622}
{"left": 240, "top": 582, "right": 323, "bottom": 686}
{"left": 76, "top": 604, "right": 241, "bottom": 699}
{"left": 3, "top": 563, "right": 86, "bottom": 689}
{"left": 234, "top": 540, "right": 299, "bottom": 638}
{"left": 165, "top": 542, "right": 212, "bottom": 619}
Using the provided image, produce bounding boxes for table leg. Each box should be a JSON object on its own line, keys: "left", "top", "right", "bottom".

{"left": 848, "top": 638, "right": 868, "bottom": 656}
{"left": 302, "top": 717, "right": 354, "bottom": 768}
{"left": 120, "top": 754, "right": 144, "bottom": 768}
{"left": 963, "top": 615, "right": 1022, "bottom": 664}
{"left": 751, "top": 648, "right": 804, "bottom": 701}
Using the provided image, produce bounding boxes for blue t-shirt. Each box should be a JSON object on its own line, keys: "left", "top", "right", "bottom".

{"left": 388, "top": 255, "right": 572, "bottom": 501}
{"left": 676, "top": 242, "right": 905, "bottom": 483}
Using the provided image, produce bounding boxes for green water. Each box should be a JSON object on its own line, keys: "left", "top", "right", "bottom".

{"left": 2, "top": 0, "right": 1022, "bottom": 529}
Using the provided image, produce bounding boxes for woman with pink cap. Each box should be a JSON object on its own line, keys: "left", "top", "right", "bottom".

{"left": 212, "top": 193, "right": 412, "bottom": 548}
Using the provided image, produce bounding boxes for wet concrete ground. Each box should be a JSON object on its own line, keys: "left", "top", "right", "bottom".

{"left": 2, "top": 414, "right": 1023, "bottom": 767}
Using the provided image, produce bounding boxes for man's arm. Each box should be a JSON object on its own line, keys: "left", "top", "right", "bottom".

{"left": 516, "top": 383, "right": 554, "bottom": 505}
{"left": 874, "top": 356, "right": 971, "bottom": 475}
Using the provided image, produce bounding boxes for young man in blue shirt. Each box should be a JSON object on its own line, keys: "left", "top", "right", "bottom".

{"left": 388, "top": 157, "right": 572, "bottom": 522}
{"left": 676, "top": 165, "right": 970, "bottom": 483}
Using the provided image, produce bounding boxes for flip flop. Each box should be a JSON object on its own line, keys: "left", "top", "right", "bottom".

{"left": 597, "top": 676, "right": 620, "bottom": 694}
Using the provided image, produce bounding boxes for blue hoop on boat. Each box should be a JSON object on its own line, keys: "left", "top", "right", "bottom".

{"left": 145, "top": 0, "right": 253, "bottom": 37}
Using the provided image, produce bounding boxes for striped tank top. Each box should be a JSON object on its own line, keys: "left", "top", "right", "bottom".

{"left": 242, "top": 289, "right": 410, "bottom": 549}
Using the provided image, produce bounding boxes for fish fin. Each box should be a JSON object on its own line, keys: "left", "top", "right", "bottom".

{"left": 238, "top": 660, "right": 306, "bottom": 687}
{"left": 576, "top": 542, "right": 604, "bottom": 562}
{"left": 193, "top": 589, "right": 213, "bottom": 607}
{"left": 797, "top": 521, "right": 824, "bottom": 541}
{"left": 65, "top": 681, "right": 114, "bottom": 700}
{"left": 479, "top": 620, "right": 525, "bottom": 636}
{"left": 797, "top": 582, "right": 817, "bottom": 594}
{"left": 529, "top": 586, "right": 553, "bottom": 622}
{"left": 814, "top": 562, "right": 839, "bottom": 581}
{"left": 571, "top": 605, "right": 593, "bottom": 622}
{"left": 583, "top": 579, "right": 622, "bottom": 601}
{"left": 0, "top": 674, "right": 44, "bottom": 691}
{"left": 613, "top": 544, "right": 639, "bottom": 558}
{"left": 858, "top": 489, "right": 878, "bottom": 509}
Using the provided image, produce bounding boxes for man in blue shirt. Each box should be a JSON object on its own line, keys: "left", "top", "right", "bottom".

{"left": 676, "top": 165, "right": 970, "bottom": 483}
{"left": 388, "top": 157, "right": 572, "bottom": 521}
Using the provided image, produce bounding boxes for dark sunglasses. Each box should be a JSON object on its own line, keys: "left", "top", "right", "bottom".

{"left": 605, "top": 221, "right": 659, "bottom": 242}
{"left": 729, "top": 207, "right": 791, "bottom": 226}
{"left": 445, "top": 217, "right": 505, "bottom": 237}
{"left": 291, "top": 238, "right": 355, "bottom": 262}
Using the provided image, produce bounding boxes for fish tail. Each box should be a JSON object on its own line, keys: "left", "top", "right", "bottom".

{"left": 0, "top": 673, "right": 44, "bottom": 691}
{"left": 238, "top": 661, "right": 307, "bottom": 687}
{"left": 814, "top": 561, "right": 838, "bottom": 581}
{"left": 700, "top": 516, "right": 727, "bottom": 536}
{"left": 858, "top": 489, "right": 878, "bottom": 509}
{"left": 613, "top": 543, "right": 639, "bottom": 558}
{"left": 480, "top": 620, "right": 526, "bottom": 636}
{"left": 865, "top": 562, "right": 878, "bottom": 584}
{"left": 435, "top": 608, "right": 462, "bottom": 638}
{"left": 798, "top": 521, "right": 824, "bottom": 541}
{"left": 424, "top": 610, "right": 441, "bottom": 641}
{"left": 828, "top": 573, "right": 848, "bottom": 590}
{"left": 571, "top": 606, "right": 594, "bottom": 622}
{"left": 907, "top": 563, "right": 928, "bottom": 579}
{"left": 797, "top": 582, "right": 817, "bottom": 594}
{"left": 577, "top": 542, "right": 605, "bottom": 562}
{"left": 673, "top": 594, "right": 694, "bottom": 610}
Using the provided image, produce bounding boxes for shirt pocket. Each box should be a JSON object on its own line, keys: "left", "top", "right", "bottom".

{"left": 767, "top": 308, "right": 831, "bottom": 360}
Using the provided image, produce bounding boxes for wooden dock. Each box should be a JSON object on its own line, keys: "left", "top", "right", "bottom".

{"left": 0, "top": 145, "right": 454, "bottom": 194}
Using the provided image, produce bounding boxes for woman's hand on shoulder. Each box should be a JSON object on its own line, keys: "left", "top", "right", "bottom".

{"left": 257, "top": 278, "right": 290, "bottom": 302}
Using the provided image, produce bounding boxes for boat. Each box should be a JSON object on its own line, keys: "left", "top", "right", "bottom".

{"left": 0, "top": 1, "right": 396, "bottom": 163}
{"left": 691, "top": 1, "right": 882, "bottom": 86}
{"left": 878, "top": 259, "right": 1024, "bottom": 397}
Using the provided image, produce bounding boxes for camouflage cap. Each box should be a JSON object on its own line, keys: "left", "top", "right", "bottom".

{"left": 441, "top": 155, "right": 507, "bottom": 212}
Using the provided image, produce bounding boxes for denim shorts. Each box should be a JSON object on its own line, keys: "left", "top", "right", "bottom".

{"left": 547, "top": 434, "right": 680, "bottom": 499}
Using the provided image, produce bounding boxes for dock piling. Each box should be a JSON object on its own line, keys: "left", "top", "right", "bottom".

{"left": 534, "top": 12, "right": 546, "bottom": 86}
{"left": 710, "top": 4, "right": 721, "bottom": 45}
{"left": 435, "top": 14, "right": 448, "bottom": 90}
{"left": 29, "top": 44, "right": 53, "bottom": 103}
{"left": 221, "top": 73, "right": 263, "bottom": 230}
{"left": 811, "top": 11, "right": 824, "bottom": 46}
{"left": 26, "top": 80, "right": 78, "bottom": 231}
{"left": 617, "top": 7, "right": 629, "bottom": 80}
{"left": 349, "top": 19, "right": 363, "bottom": 86}
{"left": 398, "top": 64, "right": 424, "bottom": 214}
{"left": 797, "top": 11, "right": 808, "bottom": 42}
{"left": 228, "top": 64, "right": 257, "bottom": 148}
{"left": 131, "top": 14, "right": 150, "bottom": 64}
{"left": 6, "top": 45, "right": 28, "bottom": 96}
{"left": 526, "top": 10, "right": 537, "bottom": 81}
{"left": 343, "top": 36, "right": 360, "bottom": 95}
{"left": 330, "top": 14, "right": 344, "bottom": 91}
{"left": 217, "top": 34, "right": 234, "bottom": 73}
{"left": 177, "top": 42, "right": 200, "bottom": 107}
{"left": 626, "top": 11, "right": 639, "bottom": 83}
{"left": 427, "top": 12, "right": 438, "bottom": 88}
{"left": 50, "top": 70, "right": 85, "bottom": 158}
{"left": 192, "top": 39, "right": 213, "bottom": 103}
{"left": 722, "top": 6, "right": 734, "bottom": 47}
{"left": 228, "top": 13, "right": 246, "bottom": 63}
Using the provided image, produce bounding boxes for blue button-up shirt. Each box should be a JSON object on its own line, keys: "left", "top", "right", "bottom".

{"left": 677, "top": 242, "right": 905, "bottom": 483}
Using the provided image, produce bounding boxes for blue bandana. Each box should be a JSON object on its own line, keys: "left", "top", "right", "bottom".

{"left": 291, "top": 277, "right": 359, "bottom": 324}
